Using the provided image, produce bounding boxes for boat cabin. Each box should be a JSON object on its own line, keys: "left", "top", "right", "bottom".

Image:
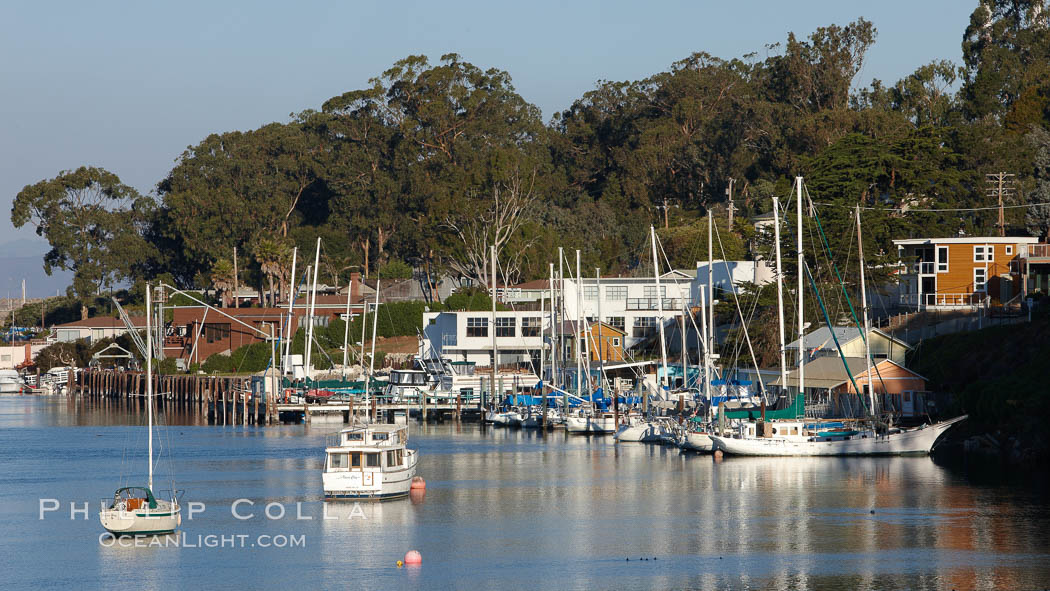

{"left": 325, "top": 424, "right": 409, "bottom": 473}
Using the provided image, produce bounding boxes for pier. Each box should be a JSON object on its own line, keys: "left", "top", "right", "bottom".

{"left": 65, "top": 369, "right": 484, "bottom": 425}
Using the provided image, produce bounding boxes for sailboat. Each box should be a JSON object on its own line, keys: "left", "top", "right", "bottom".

{"left": 710, "top": 179, "right": 966, "bottom": 457}
{"left": 100, "top": 284, "right": 182, "bottom": 536}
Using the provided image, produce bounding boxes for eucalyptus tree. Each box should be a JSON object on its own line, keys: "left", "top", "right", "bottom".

{"left": 11, "top": 166, "right": 151, "bottom": 319}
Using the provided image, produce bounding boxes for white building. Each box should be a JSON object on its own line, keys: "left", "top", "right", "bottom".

{"left": 51, "top": 316, "right": 147, "bottom": 344}
{"left": 422, "top": 310, "right": 548, "bottom": 367}
{"left": 0, "top": 343, "right": 48, "bottom": 370}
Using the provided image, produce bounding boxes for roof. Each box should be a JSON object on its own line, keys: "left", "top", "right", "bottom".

{"left": 752, "top": 211, "right": 776, "bottom": 222}
{"left": 510, "top": 279, "right": 550, "bottom": 290}
{"left": 772, "top": 357, "right": 925, "bottom": 389}
{"left": 555, "top": 320, "right": 626, "bottom": 336}
{"left": 785, "top": 326, "right": 910, "bottom": 351}
{"left": 53, "top": 316, "right": 146, "bottom": 329}
{"left": 893, "top": 236, "right": 1040, "bottom": 246}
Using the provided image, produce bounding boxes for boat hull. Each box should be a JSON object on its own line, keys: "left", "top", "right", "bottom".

{"left": 100, "top": 500, "right": 181, "bottom": 536}
{"left": 615, "top": 422, "right": 668, "bottom": 442}
{"left": 678, "top": 432, "right": 714, "bottom": 452}
{"left": 711, "top": 416, "right": 967, "bottom": 457}
{"left": 566, "top": 416, "right": 616, "bottom": 434}
{"left": 323, "top": 452, "right": 418, "bottom": 501}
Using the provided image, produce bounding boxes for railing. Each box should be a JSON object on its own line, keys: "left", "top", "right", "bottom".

{"left": 910, "top": 261, "right": 937, "bottom": 274}
{"left": 1028, "top": 244, "right": 1050, "bottom": 258}
{"left": 898, "top": 292, "right": 985, "bottom": 308}
{"left": 626, "top": 298, "right": 682, "bottom": 311}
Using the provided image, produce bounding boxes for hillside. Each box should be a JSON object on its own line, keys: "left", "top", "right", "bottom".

{"left": 908, "top": 305, "right": 1050, "bottom": 462}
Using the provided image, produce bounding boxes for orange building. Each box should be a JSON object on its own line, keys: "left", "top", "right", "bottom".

{"left": 893, "top": 236, "right": 1039, "bottom": 310}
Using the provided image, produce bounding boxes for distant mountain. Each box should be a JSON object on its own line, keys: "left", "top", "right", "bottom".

{"left": 0, "top": 242, "right": 73, "bottom": 297}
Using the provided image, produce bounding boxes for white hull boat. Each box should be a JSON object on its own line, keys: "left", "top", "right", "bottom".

{"left": 0, "top": 370, "right": 24, "bottom": 394}
{"left": 323, "top": 423, "right": 418, "bottom": 500}
{"left": 615, "top": 420, "right": 671, "bottom": 442}
{"left": 100, "top": 490, "right": 181, "bottom": 535}
{"left": 566, "top": 413, "right": 617, "bottom": 434}
{"left": 710, "top": 415, "right": 967, "bottom": 457}
{"left": 678, "top": 431, "right": 715, "bottom": 452}
{"left": 486, "top": 410, "right": 523, "bottom": 427}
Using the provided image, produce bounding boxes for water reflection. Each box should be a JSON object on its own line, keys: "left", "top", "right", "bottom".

{"left": 3, "top": 395, "right": 1049, "bottom": 590}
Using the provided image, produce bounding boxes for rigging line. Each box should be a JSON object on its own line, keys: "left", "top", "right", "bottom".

{"left": 813, "top": 201, "right": 1050, "bottom": 212}
{"left": 807, "top": 193, "right": 893, "bottom": 399}
{"left": 802, "top": 260, "right": 869, "bottom": 415}
{"left": 712, "top": 220, "right": 766, "bottom": 398}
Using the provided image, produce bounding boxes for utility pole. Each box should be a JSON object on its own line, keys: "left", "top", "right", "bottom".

{"left": 661, "top": 196, "right": 670, "bottom": 229}
{"left": 986, "top": 172, "right": 1015, "bottom": 237}
{"left": 726, "top": 178, "right": 736, "bottom": 227}
{"left": 232, "top": 246, "right": 239, "bottom": 309}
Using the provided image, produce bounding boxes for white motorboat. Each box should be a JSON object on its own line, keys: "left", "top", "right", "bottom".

{"left": 0, "top": 369, "right": 24, "bottom": 394}
{"left": 566, "top": 411, "right": 617, "bottom": 434}
{"left": 486, "top": 409, "right": 523, "bottom": 427}
{"left": 323, "top": 423, "right": 418, "bottom": 500}
{"left": 100, "top": 285, "right": 181, "bottom": 536}
{"left": 709, "top": 415, "right": 967, "bottom": 456}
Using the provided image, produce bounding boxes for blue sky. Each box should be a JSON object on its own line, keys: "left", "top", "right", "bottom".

{"left": 0, "top": 1, "right": 976, "bottom": 296}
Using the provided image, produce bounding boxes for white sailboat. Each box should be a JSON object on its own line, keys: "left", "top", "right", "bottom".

{"left": 100, "top": 284, "right": 182, "bottom": 536}
{"left": 710, "top": 179, "right": 966, "bottom": 457}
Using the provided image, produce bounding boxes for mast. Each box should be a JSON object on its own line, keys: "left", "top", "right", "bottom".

{"left": 341, "top": 272, "right": 354, "bottom": 380}
{"left": 596, "top": 268, "right": 606, "bottom": 400}
{"left": 773, "top": 197, "right": 788, "bottom": 398}
{"left": 547, "top": 262, "right": 555, "bottom": 417}
{"left": 366, "top": 279, "right": 380, "bottom": 410}
{"left": 575, "top": 250, "right": 583, "bottom": 398}
{"left": 283, "top": 247, "right": 298, "bottom": 366}
{"left": 708, "top": 212, "right": 714, "bottom": 371}
{"left": 146, "top": 283, "right": 153, "bottom": 491}
{"left": 491, "top": 245, "right": 498, "bottom": 407}
{"left": 559, "top": 248, "right": 567, "bottom": 410}
{"left": 796, "top": 176, "right": 805, "bottom": 400}
{"left": 304, "top": 238, "right": 321, "bottom": 379}
{"left": 699, "top": 288, "right": 710, "bottom": 420}
{"left": 857, "top": 205, "right": 876, "bottom": 417}
{"left": 539, "top": 275, "right": 545, "bottom": 408}
{"left": 680, "top": 304, "right": 687, "bottom": 390}
{"left": 651, "top": 226, "right": 669, "bottom": 393}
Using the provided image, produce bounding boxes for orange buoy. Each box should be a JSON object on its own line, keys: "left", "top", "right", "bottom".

{"left": 410, "top": 476, "right": 426, "bottom": 490}
{"left": 404, "top": 550, "right": 422, "bottom": 565}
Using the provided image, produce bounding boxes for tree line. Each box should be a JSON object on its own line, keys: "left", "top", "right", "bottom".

{"left": 13, "top": 4, "right": 1050, "bottom": 321}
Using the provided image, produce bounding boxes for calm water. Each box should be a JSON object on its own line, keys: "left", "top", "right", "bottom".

{"left": 1, "top": 396, "right": 1048, "bottom": 591}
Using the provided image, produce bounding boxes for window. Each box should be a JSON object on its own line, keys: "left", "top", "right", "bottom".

{"left": 365, "top": 453, "right": 381, "bottom": 468}
{"left": 350, "top": 452, "right": 361, "bottom": 468}
{"left": 329, "top": 454, "right": 347, "bottom": 470}
{"left": 643, "top": 285, "right": 667, "bottom": 298}
{"left": 937, "top": 246, "right": 948, "bottom": 273}
{"left": 466, "top": 317, "right": 487, "bottom": 337}
{"left": 583, "top": 285, "right": 598, "bottom": 300}
{"left": 1006, "top": 245, "right": 1014, "bottom": 256}
{"left": 386, "top": 450, "right": 398, "bottom": 467}
{"left": 974, "top": 268, "right": 987, "bottom": 292}
{"left": 521, "top": 317, "right": 540, "bottom": 337}
{"left": 495, "top": 317, "right": 515, "bottom": 337}
{"left": 973, "top": 245, "right": 994, "bottom": 262}
{"left": 343, "top": 432, "right": 363, "bottom": 443}
{"left": 610, "top": 337, "right": 621, "bottom": 348}
{"left": 606, "top": 286, "right": 627, "bottom": 300}
{"left": 606, "top": 316, "right": 625, "bottom": 331}
{"left": 204, "top": 323, "right": 230, "bottom": 344}
{"left": 372, "top": 431, "right": 389, "bottom": 441}
{"left": 633, "top": 316, "right": 656, "bottom": 338}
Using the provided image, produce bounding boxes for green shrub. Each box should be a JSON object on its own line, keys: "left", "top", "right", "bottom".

{"left": 202, "top": 353, "right": 231, "bottom": 373}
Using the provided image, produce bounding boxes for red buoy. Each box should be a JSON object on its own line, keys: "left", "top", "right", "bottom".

{"left": 410, "top": 476, "right": 426, "bottom": 490}
{"left": 404, "top": 550, "right": 422, "bottom": 565}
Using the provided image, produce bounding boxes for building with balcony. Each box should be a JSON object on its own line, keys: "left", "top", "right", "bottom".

{"left": 893, "top": 237, "right": 1039, "bottom": 310}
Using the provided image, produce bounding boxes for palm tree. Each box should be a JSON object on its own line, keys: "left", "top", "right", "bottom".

{"left": 253, "top": 237, "right": 288, "bottom": 307}
{"left": 210, "top": 259, "right": 236, "bottom": 308}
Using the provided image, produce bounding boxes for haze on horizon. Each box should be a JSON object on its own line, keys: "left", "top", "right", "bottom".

{"left": 0, "top": 0, "right": 974, "bottom": 296}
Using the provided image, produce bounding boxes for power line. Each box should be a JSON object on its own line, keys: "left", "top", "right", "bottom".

{"left": 814, "top": 201, "right": 1050, "bottom": 213}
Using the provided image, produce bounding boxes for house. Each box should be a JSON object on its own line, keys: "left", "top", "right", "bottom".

{"left": 893, "top": 236, "right": 1039, "bottom": 310}
{"left": 772, "top": 356, "right": 929, "bottom": 418}
{"left": 51, "top": 316, "right": 147, "bottom": 345}
{"left": 751, "top": 210, "right": 776, "bottom": 233}
{"left": 421, "top": 310, "right": 548, "bottom": 368}
{"left": 0, "top": 343, "right": 48, "bottom": 370}
{"left": 785, "top": 326, "right": 910, "bottom": 366}
{"left": 554, "top": 320, "right": 626, "bottom": 363}
{"left": 1021, "top": 242, "right": 1050, "bottom": 295}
